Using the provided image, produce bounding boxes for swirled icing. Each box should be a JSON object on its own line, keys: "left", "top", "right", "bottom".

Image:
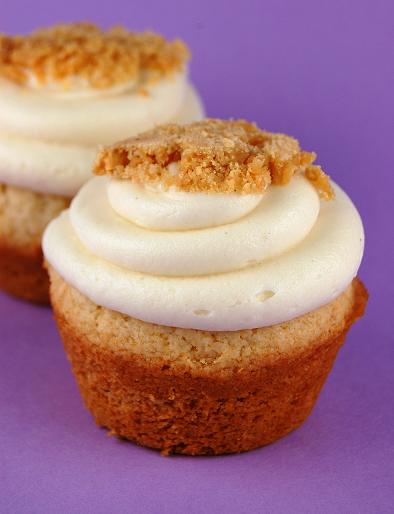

{"left": 43, "top": 174, "right": 364, "bottom": 330}
{"left": 0, "top": 76, "right": 204, "bottom": 196}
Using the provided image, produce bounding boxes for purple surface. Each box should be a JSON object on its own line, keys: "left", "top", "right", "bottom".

{"left": 1, "top": 1, "right": 393, "bottom": 512}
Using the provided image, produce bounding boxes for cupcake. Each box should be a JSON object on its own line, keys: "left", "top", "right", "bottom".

{"left": 43, "top": 119, "right": 367, "bottom": 455}
{"left": 0, "top": 23, "right": 203, "bottom": 303}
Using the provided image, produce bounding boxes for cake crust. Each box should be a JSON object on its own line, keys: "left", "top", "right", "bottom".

{"left": 0, "top": 241, "right": 49, "bottom": 303}
{"left": 48, "top": 267, "right": 367, "bottom": 455}
{"left": 94, "top": 119, "right": 334, "bottom": 197}
{"left": 0, "top": 182, "right": 69, "bottom": 303}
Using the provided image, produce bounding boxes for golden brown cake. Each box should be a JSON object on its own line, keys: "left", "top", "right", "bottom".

{"left": 0, "top": 23, "right": 204, "bottom": 303}
{"left": 0, "top": 183, "right": 68, "bottom": 302}
{"left": 43, "top": 119, "right": 367, "bottom": 454}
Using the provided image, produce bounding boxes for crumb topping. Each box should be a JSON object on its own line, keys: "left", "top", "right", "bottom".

{"left": 0, "top": 23, "right": 189, "bottom": 89}
{"left": 94, "top": 119, "right": 334, "bottom": 198}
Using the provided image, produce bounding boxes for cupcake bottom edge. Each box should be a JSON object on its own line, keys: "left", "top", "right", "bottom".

{"left": 49, "top": 270, "right": 367, "bottom": 456}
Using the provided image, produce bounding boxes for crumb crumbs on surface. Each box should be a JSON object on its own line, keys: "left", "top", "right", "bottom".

{"left": 0, "top": 23, "right": 189, "bottom": 89}
{"left": 94, "top": 118, "right": 334, "bottom": 198}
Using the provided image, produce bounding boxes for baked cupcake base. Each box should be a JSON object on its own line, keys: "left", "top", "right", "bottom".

{"left": 0, "top": 182, "right": 69, "bottom": 303}
{"left": 48, "top": 267, "right": 367, "bottom": 455}
{"left": 0, "top": 241, "right": 50, "bottom": 303}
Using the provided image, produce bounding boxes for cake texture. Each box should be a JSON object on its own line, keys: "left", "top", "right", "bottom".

{"left": 0, "top": 23, "right": 203, "bottom": 303}
{"left": 43, "top": 118, "right": 367, "bottom": 454}
{"left": 49, "top": 267, "right": 367, "bottom": 455}
{"left": 0, "top": 183, "right": 68, "bottom": 302}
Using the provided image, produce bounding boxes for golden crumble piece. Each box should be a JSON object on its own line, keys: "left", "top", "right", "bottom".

{"left": 94, "top": 118, "right": 334, "bottom": 197}
{"left": 0, "top": 23, "right": 189, "bottom": 89}
{"left": 305, "top": 165, "right": 334, "bottom": 199}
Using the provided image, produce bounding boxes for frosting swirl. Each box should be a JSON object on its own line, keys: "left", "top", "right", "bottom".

{"left": 24, "top": 72, "right": 140, "bottom": 99}
{"left": 106, "top": 176, "right": 264, "bottom": 231}
{"left": 0, "top": 78, "right": 204, "bottom": 196}
{"left": 0, "top": 73, "right": 194, "bottom": 146}
{"left": 70, "top": 175, "right": 319, "bottom": 276}
{"left": 43, "top": 175, "right": 364, "bottom": 331}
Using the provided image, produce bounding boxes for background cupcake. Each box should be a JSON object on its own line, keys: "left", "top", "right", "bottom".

{"left": 0, "top": 23, "right": 204, "bottom": 303}
{"left": 43, "top": 119, "right": 367, "bottom": 455}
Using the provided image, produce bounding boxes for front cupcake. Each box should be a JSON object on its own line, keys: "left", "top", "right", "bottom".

{"left": 43, "top": 119, "right": 367, "bottom": 455}
{"left": 0, "top": 23, "right": 203, "bottom": 302}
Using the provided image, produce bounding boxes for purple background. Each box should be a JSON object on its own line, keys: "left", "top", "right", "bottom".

{"left": 1, "top": 1, "right": 393, "bottom": 512}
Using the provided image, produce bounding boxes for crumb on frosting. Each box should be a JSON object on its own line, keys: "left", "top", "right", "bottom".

{"left": 0, "top": 23, "right": 189, "bottom": 89}
{"left": 94, "top": 119, "right": 334, "bottom": 198}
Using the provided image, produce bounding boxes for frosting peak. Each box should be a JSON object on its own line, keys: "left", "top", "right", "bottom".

{"left": 107, "top": 178, "right": 264, "bottom": 231}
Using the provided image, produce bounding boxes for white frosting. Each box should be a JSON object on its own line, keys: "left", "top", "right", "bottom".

{"left": 0, "top": 73, "right": 194, "bottom": 146}
{"left": 25, "top": 72, "right": 139, "bottom": 99}
{"left": 0, "top": 132, "right": 95, "bottom": 197}
{"left": 171, "top": 83, "right": 204, "bottom": 124}
{"left": 43, "top": 175, "right": 364, "bottom": 331}
{"left": 107, "top": 178, "right": 264, "bottom": 230}
{"left": 0, "top": 83, "right": 203, "bottom": 196}
{"left": 71, "top": 175, "right": 319, "bottom": 276}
